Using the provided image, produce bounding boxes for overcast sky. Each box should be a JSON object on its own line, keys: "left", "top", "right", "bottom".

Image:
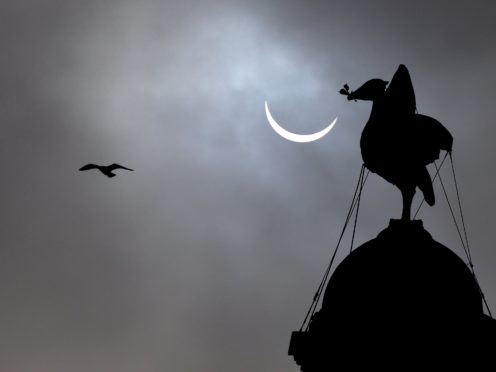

{"left": 1, "top": 1, "right": 495, "bottom": 371}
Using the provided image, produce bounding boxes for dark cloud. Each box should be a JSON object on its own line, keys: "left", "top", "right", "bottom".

{"left": 0, "top": 0, "right": 495, "bottom": 370}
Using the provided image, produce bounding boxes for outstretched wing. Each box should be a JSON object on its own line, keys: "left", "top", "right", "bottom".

{"left": 108, "top": 163, "right": 134, "bottom": 172}
{"left": 385, "top": 64, "right": 416, "bottom": 116}
{"left": 79, "top": 164, "right": 99, "bottom": 171}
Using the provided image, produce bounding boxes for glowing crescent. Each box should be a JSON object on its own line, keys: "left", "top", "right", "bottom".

{"left": 265, "top": 101, "right": 337, "bottom": 143}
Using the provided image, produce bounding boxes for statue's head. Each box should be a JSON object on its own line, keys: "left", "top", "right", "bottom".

{"left": 347, "top": 79, "right": 388, "bottom": 101}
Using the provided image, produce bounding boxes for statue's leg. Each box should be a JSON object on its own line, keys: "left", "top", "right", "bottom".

{"left": 401, "top": 186, "right": 416, "bottom": 221}
{"left": 417, "top": 167, "right": 435, "bottom": 206}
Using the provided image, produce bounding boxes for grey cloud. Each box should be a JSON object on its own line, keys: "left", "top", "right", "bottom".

{"left": 0, "top": 0, "right": 495, "bottom": 371}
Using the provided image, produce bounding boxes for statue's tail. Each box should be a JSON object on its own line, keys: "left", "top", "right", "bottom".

{"left": 418, "top": 167, "right": 435, "bottom": 206}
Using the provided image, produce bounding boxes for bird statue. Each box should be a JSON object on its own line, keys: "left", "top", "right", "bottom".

{"left": 340, "top": 64, "right": 453, "bottom": 220}
{"left": 79, "top": 163, "right": 134, "bottom": 178}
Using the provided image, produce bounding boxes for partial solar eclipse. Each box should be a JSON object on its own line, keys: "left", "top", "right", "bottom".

{"left": 265, "top": 101, "right": 337, "bottom": 143}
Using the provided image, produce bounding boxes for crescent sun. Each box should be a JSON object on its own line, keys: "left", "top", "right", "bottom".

{"left": 265, "top": 101, "right": 337, "bottom": 143}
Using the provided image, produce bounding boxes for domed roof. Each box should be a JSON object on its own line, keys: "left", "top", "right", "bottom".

{"left": 321, "top": 219, "right": 482, "bottom": 323}
{"left": 289, "top": 220, "right": 494, "bottom": 370}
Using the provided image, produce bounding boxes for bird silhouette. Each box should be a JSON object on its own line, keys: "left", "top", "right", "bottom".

{"left": 79, "top": 163, "right": 134, "bottom": 178}
{"left": 344, "top": 65, "right": 453, "bottom": 220}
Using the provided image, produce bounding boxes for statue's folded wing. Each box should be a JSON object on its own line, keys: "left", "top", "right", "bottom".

{"left": 412, "top": 114, "right": 453, "bottom": 165}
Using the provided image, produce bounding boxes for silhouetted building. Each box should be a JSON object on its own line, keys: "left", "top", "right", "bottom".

{"left": 289, "top": 220, "right": 495, "bottom": 370}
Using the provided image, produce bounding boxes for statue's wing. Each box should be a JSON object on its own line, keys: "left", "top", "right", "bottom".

{"left": 385, "top": 64, "right": 416, "bottom": 115}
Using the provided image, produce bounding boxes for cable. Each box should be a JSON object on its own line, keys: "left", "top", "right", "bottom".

{"left": 413, "top": 152, "right": 449, "bottom": 219}
{"left": 448, "top": 154, "right": 492, "bottom": 318}
{"left": 436, "top": 160, "right": 492, "bottom": 317}
{"left": 300, "top": 165, "right": 367, "bottom": 331}
{"left": 434, "top": 161, "right": 471, "bottom": 262}
{"left": 449, "top": 153, "right": 472, "bottom": 263}
{"left": 350, "top": 168, "right": 368, "bottom": 253}
{"left": 301, "top": 165, "right": 364, "bottom": 330}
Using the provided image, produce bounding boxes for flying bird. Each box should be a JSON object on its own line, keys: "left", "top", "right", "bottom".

{"left": 344, "top": 64, "right": 453, "bottom": 220}
{"left": 79, "top": 163, "right": 134, "bottom": 178}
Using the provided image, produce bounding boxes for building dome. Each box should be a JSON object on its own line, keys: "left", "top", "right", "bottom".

{"left": 289, "top": 220, "right": 494, "bottom": 370}
{"left": 321, "top": 219, "right": 482, "bottom": 321}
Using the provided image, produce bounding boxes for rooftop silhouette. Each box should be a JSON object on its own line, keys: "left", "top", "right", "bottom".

{"left": 289, "top": 220, "right": 495, "bottom": 370}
